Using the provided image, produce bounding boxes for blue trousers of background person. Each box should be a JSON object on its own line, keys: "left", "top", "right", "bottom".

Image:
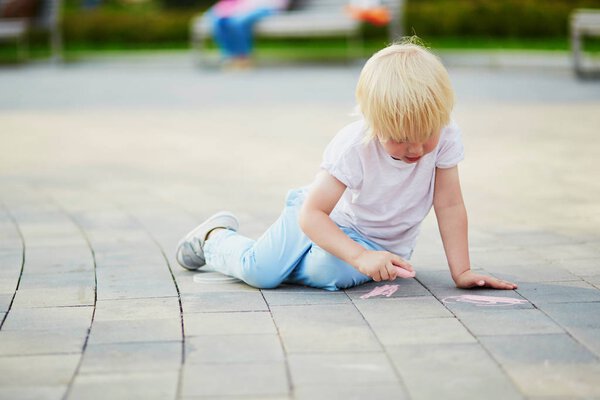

{"left": 210, "top": 7, "right": 275, "bottom": 59}
{"left": 203, "top": 189, "right": 412, "bottom": 291}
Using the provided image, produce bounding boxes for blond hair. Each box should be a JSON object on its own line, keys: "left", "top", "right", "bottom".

{"left": 356, "top": 38, "right": 454, "bottom": 143}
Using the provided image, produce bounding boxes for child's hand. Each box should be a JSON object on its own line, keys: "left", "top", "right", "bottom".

{"left": 454, "top": 270, "right": 517, "bottom": 290}
{"left": 354, "top": 250, "right": 414, "bottom": 282}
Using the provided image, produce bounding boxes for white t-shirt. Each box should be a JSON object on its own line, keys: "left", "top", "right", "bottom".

{"left": 320, "top": 119, "right": 464, "bottom": 257}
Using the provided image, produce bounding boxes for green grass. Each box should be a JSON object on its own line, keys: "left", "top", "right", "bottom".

{"left": 2, "top": 35, "right": 599, "bottom": 64}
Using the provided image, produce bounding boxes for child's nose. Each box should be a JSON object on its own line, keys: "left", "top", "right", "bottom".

{"left": 408, "top": 143, "right": 423, "bottom": 155}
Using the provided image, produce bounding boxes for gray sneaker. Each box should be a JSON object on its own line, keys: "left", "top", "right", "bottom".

{"left": 175, "top": 211, "right": 239, "bottom": 271}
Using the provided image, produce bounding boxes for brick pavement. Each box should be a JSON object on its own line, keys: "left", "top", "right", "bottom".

{"left": 1, "top": 56, "right": 600, "bottom": 399}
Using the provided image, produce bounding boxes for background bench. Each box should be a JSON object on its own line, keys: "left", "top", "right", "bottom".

{"left": 0, "top": 0, "right": 62, "bottom": 61}
{"left": 190, "top": 0, "right": 404, "bottom": 65}
{"left": 571, "top": 8, "right": 600, "bottom": 78}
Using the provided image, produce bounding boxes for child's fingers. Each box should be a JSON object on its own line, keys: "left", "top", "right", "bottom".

{"left": 384, "top": 262, "right": 397, "bottom": 280}
{"left": 379, "top": 266, "right": 390, "bottom": 281}
{"left": 391, "top": 255, "right": 413, "bottom": 271}
{"left": 487, "top": 277, "right": 518, "bottom": 290}
{"left": 372, "top": 271, "right": 382, "bottom": 282}
{"left": 474, "top": 275, "right": 517, "bottom": 290}
{"left": 395, "top": 266, "right": 416, "bottom": 279}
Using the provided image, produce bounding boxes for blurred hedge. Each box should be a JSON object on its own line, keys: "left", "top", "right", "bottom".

{"left": 60, "top": 0, "right": 600, "bottom": 46}
{"left": 63, "top": 10, "right": 196, "bottom": 44}
{"left": 405, "top": 0, "right": 600, "bottom": 38}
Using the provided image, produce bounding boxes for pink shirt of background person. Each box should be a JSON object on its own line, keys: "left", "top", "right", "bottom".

{"left": 213, "top": 0, "right": 289, "bottom": 17}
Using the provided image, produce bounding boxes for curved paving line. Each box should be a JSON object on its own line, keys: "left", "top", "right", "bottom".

{"left": 46, "top": 197, "right": 98, "bottom": 400}
{"left": 119, "top": 207, "right": 187, "bottom": 399}
{"left": 0, "top": 203, "right": 26, "bottom": 330}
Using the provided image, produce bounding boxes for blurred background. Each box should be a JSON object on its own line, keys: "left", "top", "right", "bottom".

{"left": 1, "top": 0, "right": 600, "bottom": 65}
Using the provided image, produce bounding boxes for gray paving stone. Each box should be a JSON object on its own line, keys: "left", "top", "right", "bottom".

{"left": 18, "top": 270, "right": 95, "bottom": 288}
{"left": 387, "top": 343, "right": 523, "bottom": 400}
{"left": 457, "top": 308, "right": 564, "bottom": 336}
{"left": 488, "top": 264, "right": 580, "bottom": 283}
{"left": 180, "top": 396, "right": 290, "bottom": 400}
{"left": 22, "top": 245, "right": 94, "bottom": 275}
{"left": 288, "top": 353, "right": 398, "bottom": 385}
{"left": 0, "top": 354, "right": 80, "bottom": 386}
{"left": 186, "top": 334, "right": 284, "bottom": 363}
{"left": 413, "top": 269, "right": 456, "bottom": 288}
{"left": 87, "top": 318, "right": 182, "bottom": 344}
{"left": 548, "top": 257, "right": 600, "bottom": 277}
{"left": 516, "top": 281, "right": 600, "bottom": 305}
{"left": 294, "top": 383, "right": 408, "bottom": 400}
{"left": 96, "top": 276, "right": 178, "bottom": 300}
{"left": 470, "top": 248, "right": 547, "bottom": 268}
{"left": 1, "top": 306, "right": 93, "bottom": 332}
{"left": 537, "top": 302, "right": 600, "bottom": 329}
{"left": 68, "top": 371, "right": 179, "bottom": 400}
{"left": 502, "top": 364, "right": 600, "bottom": 398}
{"left": 79, "top": 342, "right": 181, "bottom": 374}
{"left": 370, "top": 316, "right": 477, "bottom": 346}
{"left": 93, "top": 247, "right": 165, "bottom": 269}
{"left": 181, "top": 362, "right": 289, "bottom": 397}
{"left": 184, "top": 311, "right": 277, "bottom": 336}
{"left": 270, "top": 304, "right": 381, "bottom": 353}
{"left": 564, "top": 327, "right": 600, "bottom": 357}
{"left": 11, "top": 286, "right": 95, "bottom": 308}
{"left": 0, "top": 249, "right": 23, "bottom": 271}
{"left": 181, "top": 291, "right": 268, "bottom": 313}
{"left": 0, "top": 293, "right": 13, "bottom": 312}
{"left": 262, "top": 289, "right": 350, "bottom": 306}
{"left": 496, "top": 230, "right": 581, "bottom": 248}
{"left": 94, "top": 297, "right": 180, "bottom": 321}
{"left": 531, "top": 243, "right": 600, "bottom": 262}
{"left": 479, "top": 334, "right": 598, "bottom": 365}
{"left": 0, "top": 329, "right": 87, "bottom": 356}
{"left": 584, "top": 274, "right": 600, "bottom": 288}
{"left": 0, "top": 385, "right": 67, "bottom": 400}
{"left": 353, "top": 296, "right": 453, "bottom": 320}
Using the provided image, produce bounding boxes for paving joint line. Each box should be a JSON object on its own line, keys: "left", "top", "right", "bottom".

{"left": 112, "top": 200, "right": 188, "bottom": 400}
{"left": 41, "top": 191, "right": 98, "bottom": 400}
{"left": 259, "top": 288, "right": 295, "bottom": 399}
{"left": 0, "top": 202, "right": 26, "bottom": 331}
{"left": 344, "top": 288, "right": 412, "bottom": 397}
{"left": 414, "top": 275, "right": 533, "bottom": 397}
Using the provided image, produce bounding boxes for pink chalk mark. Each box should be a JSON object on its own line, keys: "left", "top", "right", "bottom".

{"left": 442, "top": 294, "right": 528, "bottom": 307}
{"left": 360, "top": 284, "right": 399, "bottom": 299}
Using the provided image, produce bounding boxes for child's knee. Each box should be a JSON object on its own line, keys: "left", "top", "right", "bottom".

{"left": 299, "top": 248, "right": 368, "bottom": 290}
{"left": 238, "top": 253, "right": 284, "bottom": 289}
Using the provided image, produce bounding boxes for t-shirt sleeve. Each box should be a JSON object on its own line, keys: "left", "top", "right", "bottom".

{"left": 320, "top": 129, "right": 363, "bottom": 190}
{"left": 435, "top": 120, "right": 465, "bottom": 168}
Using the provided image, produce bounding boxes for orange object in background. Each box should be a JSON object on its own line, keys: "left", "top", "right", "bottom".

{"left": 346, "top": 4, "right": 391, "bottom": 26}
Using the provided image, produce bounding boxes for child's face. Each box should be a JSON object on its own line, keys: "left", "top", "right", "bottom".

{"left": 379, "top": 132, "right": 440, "bottom": 164}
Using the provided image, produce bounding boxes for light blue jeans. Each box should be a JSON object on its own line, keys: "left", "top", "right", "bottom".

{"left": 204, "top": 188, "right": 389, "bottom": 291}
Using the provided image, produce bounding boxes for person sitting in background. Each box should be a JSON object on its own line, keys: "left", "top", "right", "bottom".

{"left": 207, "top": 0, "right": 292, "bottom": 69}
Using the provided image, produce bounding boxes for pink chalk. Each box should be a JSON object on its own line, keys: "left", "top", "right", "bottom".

{"left": 395, "top": 266, "right": 416, "bottom": 279}
{"left": 360, "top": 284, "right": 399, "bottom": 299}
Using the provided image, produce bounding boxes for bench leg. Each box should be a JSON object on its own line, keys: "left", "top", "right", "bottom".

{"left": 572, "top": 29, "right": 584, "bottom": 78}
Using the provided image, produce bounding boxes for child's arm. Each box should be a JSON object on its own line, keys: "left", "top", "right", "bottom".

{"left": 433, "top": 166, "right": 517, "bottom": 290}
{"left": 299, "top": 170, "right": 413, "bottom": 282}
